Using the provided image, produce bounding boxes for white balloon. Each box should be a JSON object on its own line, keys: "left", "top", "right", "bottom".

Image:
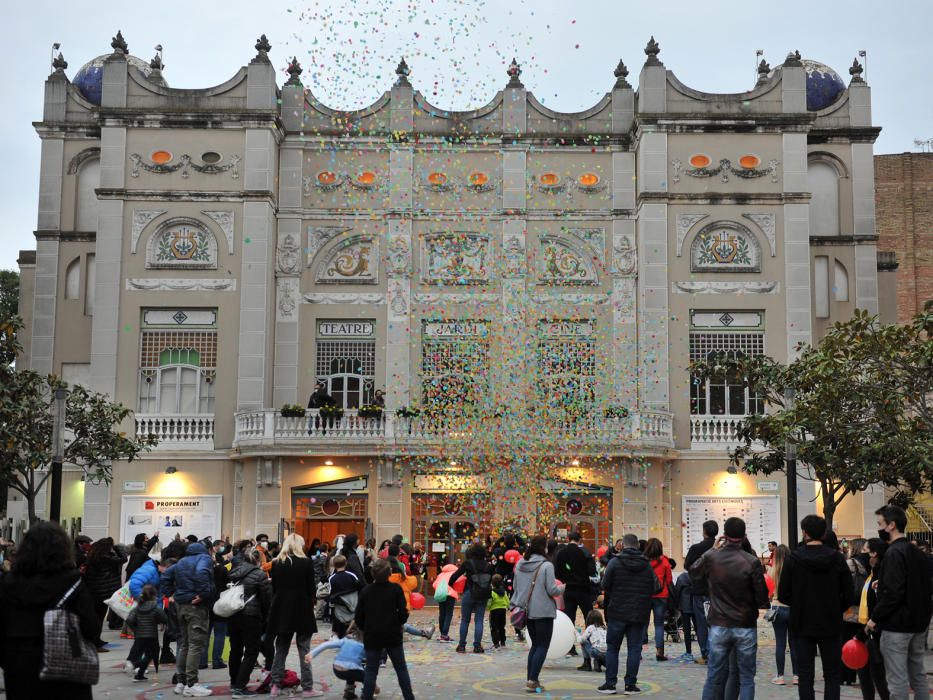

{"left": 522, "top": 610, "right": 577, "bottom": 661}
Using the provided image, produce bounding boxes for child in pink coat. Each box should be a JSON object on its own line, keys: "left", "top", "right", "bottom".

{"left": 433, "top": 563, "right": 461, "bottom": 642}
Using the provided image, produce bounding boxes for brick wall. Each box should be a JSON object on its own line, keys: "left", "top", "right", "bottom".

{"left": 875, "top": 152, "right": 933, "bottom": 323}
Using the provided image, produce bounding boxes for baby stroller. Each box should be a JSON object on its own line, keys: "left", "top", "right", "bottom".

{"left": 664, "top": 608, "right": 683, "bottom": 644}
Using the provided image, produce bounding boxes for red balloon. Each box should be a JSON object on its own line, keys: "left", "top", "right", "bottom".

{"left": 452, "top": 577, "right": 466, "bottom": 594}
{"left": 596, "top": 545, "right": 609, "bottom": 558}
{"left": 764, "top": 574, "right": 775, "bottom": 597}
{"left": 504, "top": 549, "right": 521, "bottom": 564}
{"left": 842, "top": 638, "right": 869, "bottom": 670}
{"left": 410, "top": 592, "right": 426, "bottom": 610}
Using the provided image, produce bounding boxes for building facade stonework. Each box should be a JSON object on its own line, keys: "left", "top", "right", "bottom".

{"left": 13, "top": 36, "right": 892, "bottom": 560}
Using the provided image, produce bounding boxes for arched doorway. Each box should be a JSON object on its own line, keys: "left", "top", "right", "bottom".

{"left": 536, "top": 480, "right": 612, "bottom": 553}
{"left": 411, "top": 492, "right": 490, "bottom": 581}
{"left": 292, "top": 477, "right": 368, "bottom": 549}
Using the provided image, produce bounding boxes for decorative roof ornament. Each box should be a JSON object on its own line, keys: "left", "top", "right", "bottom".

{"left": 52, "top": 51, "right": 68, "bottom": 74}
{"left": 285, "top": 56, "right": 303, "bottom": 86}
{"left": 111, "top": 30, "right": 128, "bottom": 55}
{"left": 757, "top": 59, "right": 770, "bottom": 82}
{"left": 254, "top": 34, "right": 271, "bottom": 61}
{"left": 394, "top": 57, "right": 411, "bottom": 87}
{"left": 506, "top": 58, "right": 523, "bottom": 88}
{"left": 644, "top": 36, "right": 662, "bottom": 66}
{"left": 150, "top": 45, "right": 164, "bottom": 71}
{"left": 783, "top": 50, "right": 802, "bottom": 67}
{"left": 613, "top": 60, "right": 630, "bottom": 88}
{"left": 849, "top": 57, "right": 865, "bottom": 83}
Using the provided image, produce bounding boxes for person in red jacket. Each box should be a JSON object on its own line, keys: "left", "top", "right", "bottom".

{"left": 643, "top": 538, "right": 673, "bottom": 661}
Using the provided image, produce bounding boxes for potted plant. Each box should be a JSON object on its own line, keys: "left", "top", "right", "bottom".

{"left": 358, "top": 405, "right": 384, "bottom": 419}
{"left": 318, "top": 404, "right": 345, "bottom": 421}
{"left": 603, "top": 406, "right": 629, "bottom": 419}
{"left": 280, "top": 404, "right": 306, "bottom": 418}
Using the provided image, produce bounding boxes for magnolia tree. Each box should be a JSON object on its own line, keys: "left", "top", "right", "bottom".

{"left": 691, "top": 303, "right": 933, "bottom": 533}
{"left": 0, "top": 316, "right": 156, "bottom": 524}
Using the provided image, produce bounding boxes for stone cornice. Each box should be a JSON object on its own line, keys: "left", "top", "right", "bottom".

{"left": 35, "top": 230, "right": 97, "bottom": 242}
{"left": 809, "top": 234, "right": 880, "bottom": 245}
{"left": 637, "top": 192, "right": 811, "bottom": 205}
{"left": 96, "top": 188, "right": 275, "bottom": 203}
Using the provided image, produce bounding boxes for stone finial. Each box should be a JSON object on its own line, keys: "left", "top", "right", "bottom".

{"left": 783, "top": 50, "right": 802, "bottom": 67}
{"left": 52, "top": 51, "right": 68, "bottom": 73}
{"left": 849, "top": 57, "right": 865, "bottom": 83}
{"left": 757, "top": 59, "right": 770, "bottom": 77}
{"left": 613, "top": 59, "right": 630, "bottom": 88}
{"left": 506, "top": 58, "right": 523, "bottom": 88}
{"left": 150, "top": 45, "right": 164, "bottom": 71}
{"left": 394, "top": 57, "right": 411, "bottom": 87}
{"left": 111, "top": 30, "right": 128, "bottom": 55}
{"left": 644, "top": 36, "right": 661, "bottom": 66}
{"left": 254, "top": 34, "right": 272, "bottom": 60}
{"left": 285, "top": 57, "right": 303, "bottom": 86}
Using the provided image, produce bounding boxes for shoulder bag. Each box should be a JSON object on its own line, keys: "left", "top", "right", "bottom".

{"left": 40, "top": 579, "right": 100, "bottom": 685}
{"left": 509, "top": 564, "right": 542, "bottom": 630}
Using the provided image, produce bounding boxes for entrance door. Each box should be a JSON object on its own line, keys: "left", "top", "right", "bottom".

{"left": 295, "top": 519, "right": 366, "bottom": 549}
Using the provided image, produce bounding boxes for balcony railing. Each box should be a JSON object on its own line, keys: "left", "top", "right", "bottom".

{"left": 136, "top": 414, "right": 215, "bottom": 450}
{"left": 690, "top": 414, "right": 747, "bottom": 449}
{"left": 233, "top": 408, "right": 674, "bottom": 452}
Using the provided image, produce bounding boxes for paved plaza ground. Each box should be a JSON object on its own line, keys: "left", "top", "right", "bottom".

{"left": 7, "top": 610, "right": 928, "bottom": 700}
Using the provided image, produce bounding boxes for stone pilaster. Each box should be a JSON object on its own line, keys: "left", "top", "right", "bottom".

{"left": 782, "top": 133, "right": 812, "bottom": 358}
{"left": 500, "top": 219, "right": 528, "bottom": 405}
{"left": 386, "top": 218, "right": 412, "bottom": 410}
{"left": 610, "top": 219, "right": 638, "bottom": 406}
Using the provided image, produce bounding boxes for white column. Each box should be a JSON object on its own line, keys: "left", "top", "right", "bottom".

{"left": 782, "top": 133, "right": 812, "bottom": 358}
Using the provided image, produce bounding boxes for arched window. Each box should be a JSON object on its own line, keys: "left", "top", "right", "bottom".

{"left": 833, "top": 259, "right": 849, "bottom": 302}
{"left": 808, "top": 161, "right": 840, "bottom": 236}
{"left": 75, "top": 159, "right": 100, "bottom": 231}
{"left": 64, "top": 257, "right": 81, "bottom": 300}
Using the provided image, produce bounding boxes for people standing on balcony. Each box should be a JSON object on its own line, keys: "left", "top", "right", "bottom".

{"left": 307, "top": 382, "right": 336, "bottom": 434}
{"left": 372, "top": 389, "right": 385, "bottom": 408}
{"left": 690, "top": 517, "right": 770, "bottom": 700}
{"left": 83, "top": 536, "right": 127, "bottom": 650}
{"left": 684, "top": 520, "right": 719, "bottom": 664}
{"left": 267, "top": 534, "right": 323, "bottom": 698}
{"left": 448, "top": 543, "right": 493, "bottom": 654}
{"left": 513, "top": 535, "right": 565, "bottom": 694}
{"left": 867, "top": 505, "right": 933, "bottom": 700}
{"left": 643, "top": 538, "right": 673, "bottom": 662}
{"left": 599, "top": 533, "right": 658, "bottom": 695}
{"left": 554, "top": 531, "right": 597, "bottom": 660}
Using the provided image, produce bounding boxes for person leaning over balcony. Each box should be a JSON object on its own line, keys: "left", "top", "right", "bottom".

{"left": 307, "top": 382, "right": 336, "bottom": 433}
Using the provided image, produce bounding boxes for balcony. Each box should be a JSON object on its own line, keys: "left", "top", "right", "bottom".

{"left": 135, "top": 414, "right": 215, "bottom": 450}
{"left": 233, "top": 408, "right": 675, "bottom": 455}
{"left": 690, "top": 414, "right": 747, "bottom": 450}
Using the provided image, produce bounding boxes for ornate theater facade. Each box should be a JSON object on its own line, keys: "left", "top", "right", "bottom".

{"left": 13, "top": 33, "right": 895, "bottom": 565}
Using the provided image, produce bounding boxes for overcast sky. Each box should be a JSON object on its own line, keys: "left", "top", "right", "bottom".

{"left": 2, "top": 0, "right": 931, "bottom": 270}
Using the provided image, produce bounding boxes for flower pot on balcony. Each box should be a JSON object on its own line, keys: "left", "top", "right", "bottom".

{"left": 280, "top": 404, "right": 306, "bottom": 418}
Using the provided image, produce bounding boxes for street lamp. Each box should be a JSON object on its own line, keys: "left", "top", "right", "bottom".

{"left": 48, "top": 387, "right": 68, "bottom": 523}
{"left": 784, "top": 388, "right": 798, "bottom": 548}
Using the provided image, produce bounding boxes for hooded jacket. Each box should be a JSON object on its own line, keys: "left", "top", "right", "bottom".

{"left": 83, "top": 549, "right": 127, "bottom": 602}
{"left": 602, "top": 548, "right": 659, "bottom": 623}
{"left": 777, "top": 542, "right": 852, "bottom": 637}
{"left": 433, "top": 563, "right": 461, "bottom": 601}
{"left": 126, "top": 598, "right": 168, "bottom": 639}
{"left": 871, "top": 537, "right": 933, "bottom": 634}
{"left": 160, "top": 542, "right": 215, "bottom": 605}
{"left": 691, "top": 542, "right": 769, "bottom": 628}
{"left": 512, "top": 554, "right": 564, "bottom": 620}
{"left": 128, "top": 558, "right": 161, "bottom": 599}
{"left": 227, "top": 560, "right": 272, "bottom": 620}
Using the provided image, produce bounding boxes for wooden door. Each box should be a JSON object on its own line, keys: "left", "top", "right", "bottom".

{"left": 294, "top": 519, "right": 365, "bottom": 550}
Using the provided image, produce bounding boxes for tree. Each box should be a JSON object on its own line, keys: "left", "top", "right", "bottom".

{"left": 691, "top": 304, "right": 933, "bottom": 533}
{"left": 0, "top": 316, "right": 156, "bottom": 524}
{"left": 0, "top": 270, "right": 18, "bottom": 326}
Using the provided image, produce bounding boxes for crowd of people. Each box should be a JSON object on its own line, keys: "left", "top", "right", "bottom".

{"left": 0, "top": 503, "right": 930, "bottom": 699}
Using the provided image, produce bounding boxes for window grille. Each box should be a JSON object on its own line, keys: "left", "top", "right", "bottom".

{"left": 689, "top": 331, "right": 764, "bottom": 416}
{"left": 138, "top": 330, "right": 217, "bottom": 414}
{"left": 536, "top": 338, "right": 597, "bottom": 410}
{"left": 315, "top": 340, "right": 376, "bottom": 409}
{"left": 421, "top": 338, "right": 489, "bottom": 411}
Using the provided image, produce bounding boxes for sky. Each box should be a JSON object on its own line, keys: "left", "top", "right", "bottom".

{"left": 1, "top": 0, "right": 931, "bottom": 271}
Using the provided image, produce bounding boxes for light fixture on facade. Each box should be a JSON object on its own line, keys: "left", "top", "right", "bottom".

{"left": 571, "top": 458, "right": 580, "bottom": 467}
{"left": 324, "top": 459, "right": 333, "bottom": 466}
{"left": 165, "top": 466, "right": 178, "bottom": 474}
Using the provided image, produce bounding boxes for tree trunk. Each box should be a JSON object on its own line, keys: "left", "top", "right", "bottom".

{"left": 822, "top": 497, "right": 836, "bottom": 536}
{"left": 26, "top": 488, "right": 38, "bottom": 525}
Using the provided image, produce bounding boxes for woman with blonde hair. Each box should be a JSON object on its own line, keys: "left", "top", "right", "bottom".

{"left": 768, "top": 544, "right": 798, "bottom": 685}
{"left": 268, "top": 534, "right": 323, "bottom": 697}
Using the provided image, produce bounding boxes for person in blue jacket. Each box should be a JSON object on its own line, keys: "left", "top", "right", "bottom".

{"left": 129, "top": 557, "right": 176, "bottom": 600}
{"left": 161, "top": 542, "right": 216, "bottom": 696}
{"left": 307, "top": 623, "right": 377, "bottom": 700}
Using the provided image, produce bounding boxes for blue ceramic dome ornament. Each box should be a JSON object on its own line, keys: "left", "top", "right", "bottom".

{"left": 72, "top": 54, "right": 154, "bottom": 105}
{"left": 803, "top": 59, "right": 846, "bottom": 111}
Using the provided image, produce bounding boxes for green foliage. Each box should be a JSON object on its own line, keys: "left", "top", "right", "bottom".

{"left": 691, "top": 304, "right": 933, "bottom": 530}
{"left": 280, "top": 404, "right": 306, "bottom": 418}
{"left": 0, "top": 270, "right": 19, "bottom": 325}
{"left": 0, "top": 316, "right": 156, "bottom": 523}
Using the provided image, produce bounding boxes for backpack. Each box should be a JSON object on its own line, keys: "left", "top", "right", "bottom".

{"left": 468, "top": 561, "right": 492, "bottom": 600}
{"left": 332, "top": 591, "right": 358, "bottom": 624}
{"left": 212, "top": 582, "right": 254, "bottom": 618}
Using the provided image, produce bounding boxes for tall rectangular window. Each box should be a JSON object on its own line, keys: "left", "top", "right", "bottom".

{"left": 421, "top": 320, "right": 490, "bottom": 414}
{"left": 536, "top": 320, "right": 596, "bottom": 414}
{"left": 137, "top": 309, "right": 217, "bottom": 415}
{"left": 315, "top": 320, "right": 376, "bottom": 409}
{"left": 689, "top": 312, "right": 764, "bottom": 417}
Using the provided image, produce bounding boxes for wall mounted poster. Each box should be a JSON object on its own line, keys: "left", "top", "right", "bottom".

{"left": 681, "top": 495, "right": 781, "bottom": 557}
{"left": 121, "top": 495, "right": 223, "bottom": 545}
